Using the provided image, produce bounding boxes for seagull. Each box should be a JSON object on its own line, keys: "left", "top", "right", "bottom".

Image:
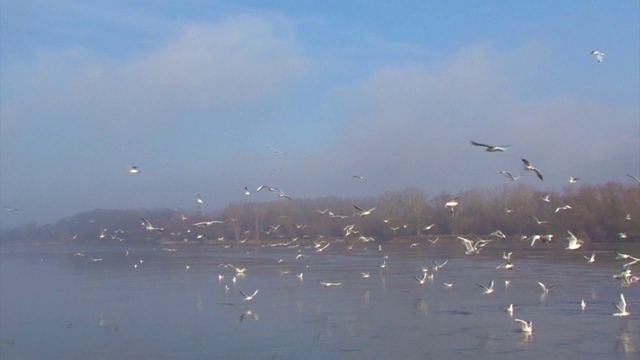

{"left": 627, "top": 174, "right": 640, "bottom": 185}
{"left": 496, "top": 262, "right": 514, "bottom": 270}
{"left": 542, "top": 194, "right": 551, "bottom": 203}
{"left": 141, "top": 218, "right": 163, "bottom": 233}
{"left": 352, "top": 175, "right": 364, "bottom": 179}
{"left": 458, "top": 236, "right": 491, "bottom": 255}
{"left": 432, "top": 260, "right": 448, "bottom": 270}
{"left": 240, "top": 308, "right": 258, "bottom": 323}
{"left": 193, "top": 220, "right": 224, "bottom": 227}
{"left": 444, "top": 282, "right": 453, "bottom": 288}
{"left": 320, "top": 282, "right": 342, "bottom": 287}
{"left": 590, "top": 50, "right": 605, "bottom": 63}
{"left": 243, "top": 187, "right": 251, "bottom": 195}
{"left": 127, "top": 165, "right": 140, "bottom": 174}
{"left": 581, "top": 299, "right": 587, "bottom": 311}
{"left": 428, "top": 237, "right": 440, "bottom": 244}
{"left": 361, "top": 272, "right": 372, "bottom": 278}
{"left": 478, "top": 280, "right": 495, "bottom": 294}
{"left": 470, "top": 141, "right": 510, "bottom": 152}
{"left": 613, "top": 293, "right": 630, "bottom": 317}
{"left": 413, "top": 272, "right": 428, "bottom": 285}
{"left": 196, "top": 193, "right": 208, "bottom": 206}
{"left": 584, "top": 253, "right": 596, "bottom": 263}
{"left": 353, "top": 205, "right": 376, "bottom": 216}
{"left": 423, "top": 223, "right": 436, "bottom": 231}
{"left": 618, "top": 232, "right": 628, "bottom": 239}
{"left": 514, "top": 319, "right": 533, "bottom": 333}
{"left": 445, "top": 197, "right": 459, "bottom": 208}
{"left": 239, "top": 289, "right": 259, "bottom": 301}
{"left": 498, "top": 171, "right": 522, "bottom": 181}
{"left": 505, "top": 304, "right": 514, "bottom": 316}
{"left": 565, "top": 231, "right": 583, "bottom": 250}
{"left": 538, "top": 281, "right": 552, "bottom": 293}
{"left": 568, "top": 177, "right": 580, "bottom": 184}
{"left": 555, "top": 205, "right": 572, "bottom": 213}
{"left": 3, "top": 206, "right": 19, "bottom": 212}
{"left": 529, "top": 216, "right": 551, "bottom": 225}
{"left": 503, "top": 251, "right": 513, "bottom": 260}
{"left": 490, "top": 230, "right": 506, "bottom": 239}
{"left": 521, "top": 159, "right": 544, "bottom": 181}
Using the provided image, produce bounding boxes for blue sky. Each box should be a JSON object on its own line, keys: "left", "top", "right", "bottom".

{"left": 1, "top": 1, "right": 639, "bottom": 228}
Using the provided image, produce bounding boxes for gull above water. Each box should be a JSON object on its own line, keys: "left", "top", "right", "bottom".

{"left": 478, "top": 280, "right": 495, "bottom": 294}
{"left": 613, "top": 293, "right": 630, "bottom": 317}
{"left": 240, "top": 289, "right": 259, "bottom": 301}
{"left": 565, "top": 231, "right": 583, "bottom": 250}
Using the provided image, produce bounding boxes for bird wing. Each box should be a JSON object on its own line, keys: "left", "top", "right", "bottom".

{"left": 470, "top": 140, "right": 490, "bottom": 148}
{"left": 353, "top": 205, "right": 365, "bottom": 212}
{"left": 532, "top": 168, "right": 544, "bottom": 180}
{"left": 521, "top": 158, "right": 531, "bottom": 167}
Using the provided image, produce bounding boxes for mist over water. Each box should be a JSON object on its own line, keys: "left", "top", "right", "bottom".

{"left": 1, "top": 240, "right": 638, "bottom": 360}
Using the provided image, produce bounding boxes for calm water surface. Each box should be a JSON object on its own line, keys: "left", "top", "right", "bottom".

{"left": 1, "top": 240, "right": 639, "bottom": 360}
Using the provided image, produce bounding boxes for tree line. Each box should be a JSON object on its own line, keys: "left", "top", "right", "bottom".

{"left": 1, "top": 182, "right": 638, "bottom": 244}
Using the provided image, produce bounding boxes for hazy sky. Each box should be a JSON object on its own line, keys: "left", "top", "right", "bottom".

{"left": 1, "top": 1, "right": 639, "bottom": 228}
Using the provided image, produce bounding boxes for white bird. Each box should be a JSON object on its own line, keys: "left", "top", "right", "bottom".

{"left": 613, "top": 293, "right": 630, "bottom": 317}
{"left": 444, "top": 283, "right": 453, "bottom": 288}
{"left": 193, "top": 220, "right": 224, "bottom": 227}
{"left": 445, "top": 197, "right": 459, "bottom": 208}
{"left": 239, "top": 289, "right": 259, "bottom": 301}
{"left": 361, "top": 272, "right": 372, "bottom": 278}
{"left": 502, "top": 251, "right": 513, "bottom": 260}
{"left": 514, "top": 319, "right": 533, "bottom": 333}
{"left": 568, "top": 177, "right": 580, "bottom": 184}
{"left": 618, "top": 232, "right": 628, "bottom": 239}
{"left": 529, "top": 215, "right": 551, "bottom": 225}
{"left": 428, "top": 237, "right": 440, "bottom": 244}
{"left": 496, "top": 262, "right": 514, "bottom": 270}
{"left": 478, "top": 280, "right": 495, "bottom": 294}
{"left": 127, "top": 165, "right": 140, "bottom": 174}
{"left": 432, "top": 260, "right": 448, "bottom": 270}
{"left": 521, "top": 158, "right": 544, "bottom": 181}
{"left": 555, "top": 205, "right": 572, "bottom": 213}
{"left": 565, "top": 231, "right": 583, "bottom": 250}
{"left": 498, "top": 171, "right": 522, "bottom": 181}
{"left": 243, "top": 187, "right": 251, "bottom": 195}
{"left": 584, "top": 253, "right": 596, "bottom": 263}
{"left": 505, "top": 304, "right": 514, "bottom": 316}
{"left": 423, "top": 223, "right": 435, "bottom": 230}
{"left": 353, "top": 205, "right": 376, "bottom": 216}
{"left": 413, "top": 273, "right": 428, "bottom": 285}
{"left": 538, "top": 281, "right": 552, "bottom": 293}
{"left": 470, "top": 141, "right": 510, "bottom": 152}
{"left": 458, "top": 236, "right": 491, "bottom": 255}
{"left": 590, "top": 50, "right": 605, "bottom": 63}
{"left": 141, "top": 218, "right": 163, "bottom": 233}
{"left": 320, "top": 282, "right": 342, "bottom": 287}
{"left": 581, "top": 299, "right": 587, "bottom": 311}
{"left": 352, "top": 175, "right": 364, "bottom": 179}
{"left": 196, "top": 193, "right": 208, "bottom": 206}
{"left": 542, "top": 194, "right": 551, "bottom": 203}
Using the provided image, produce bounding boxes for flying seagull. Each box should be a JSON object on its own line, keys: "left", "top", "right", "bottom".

{"left": 353, "top": 205, "right": 376, "bottom": 216}
{"left": 565, "top": 231, "right": 583, "bottom": 250}
{"left": 3, "top": 206, "right": 19, "bottom": 212}
{"left": 196, "top": 193, "right": 208, "bottom": 206}
{"left": 613, "top": 293, "right": 630, "bottom": 317}
{"left": 127, "top": 165, "right": 140, "bottom": 174}
{"left": 590, "top": 50, "right": 604, "bottom": 63}
{"left": 521, "top": 159, "right": 544, "bottom": 181}
{"left": 470, "top": 141, "right": 510, "bottom": 152}
{"left": 477, "top": 280, "right": 495, "bottom": 294}
{"left": 239, "top": 289, "right": 259, "bottom": 301}
{"left": 141, "top": 218, "right": 163, "bottom": 233}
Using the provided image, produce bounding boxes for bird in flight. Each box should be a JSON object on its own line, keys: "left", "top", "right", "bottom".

{"left": 240, "top": 289, "right": 259, "bottom": 301}
{"left": 613, "top": 293, "right": 630, "bottom": 317}
{"left": 140, "top": 218, "right": 163, "bottom": 233}
{"left": 590, "top": 50, "right": 605, "bottom": 63}
{"left": 3, "top": 206, "right": 19, "bottom": 212}
{"left": 470, "top": 141, "right": 510, "bottom": 152}
{"left": 353, "top": 205, "right": 376, "bottom": 216}
{"left": 521, "top": 159, "right": 544, "bottom": 180}
{"left": 127, "top": 165, "right": 140, "bottom": 174}
{"left": 477, "top": 280, "right": 495, "bottom": 294}
{"left": 196, "top": 193, "right": 208, "bottom": 206}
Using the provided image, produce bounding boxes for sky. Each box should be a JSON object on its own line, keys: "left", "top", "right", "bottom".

{"left": 1, "top": 0, "right": 639, "bottom": 229}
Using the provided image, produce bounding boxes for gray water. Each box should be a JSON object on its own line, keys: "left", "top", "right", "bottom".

{"left": 1, "top": 240, "right": 638, "bottom": 360}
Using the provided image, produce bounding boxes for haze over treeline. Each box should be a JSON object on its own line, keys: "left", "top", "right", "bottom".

{"left": 1, "top": 182, "right": 638, "bottom": 245}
